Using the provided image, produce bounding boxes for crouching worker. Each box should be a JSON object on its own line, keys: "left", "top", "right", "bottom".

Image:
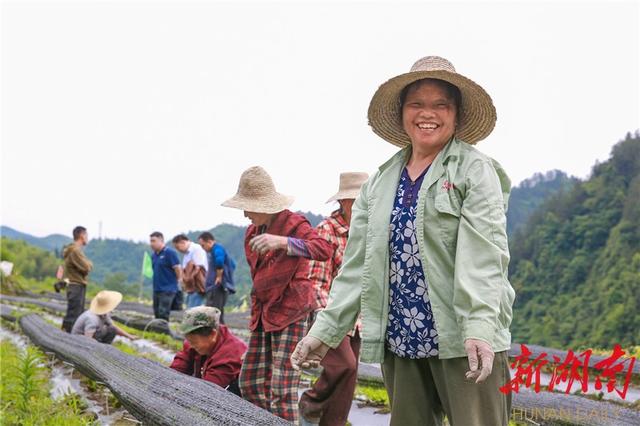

{"left": 72, "top": 290, "right": 137, "bottom": 344}
{"left": 170, "top": 306, "right": 247, "bottom": 396}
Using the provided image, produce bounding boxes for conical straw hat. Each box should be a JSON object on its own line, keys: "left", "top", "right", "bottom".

{"left": 368, "top": 56, "right": 496, "bottom": 147}
{"left": 326, "top": 172, "right": 369, "bottom": 203}
{"left": 89, "top": 290, "right": 123, "bottom": 315}
{"left": 221, "top": 166, "right": 294, "bottom": 214}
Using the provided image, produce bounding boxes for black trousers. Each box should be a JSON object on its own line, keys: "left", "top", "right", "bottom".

{"left": 205, "top": 285, "right": 228, "bottom": 324}
{"left": 153, "top": 291, "right": 177, "bottom": 321}
{"left": 171, "top": 290, "right": 184, "bottom": 311}
{"left": 62, "top": 283, "right": 86, "bottom": 332}
{"left": 227, "top": 378, "right": 241, "bottom": 397}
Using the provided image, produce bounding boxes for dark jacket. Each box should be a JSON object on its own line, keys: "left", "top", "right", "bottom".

{"left": 245, "top": 210, "right": 333, "bottom": 332}
{"left": 63, "top": 243, "right": 93, "bottom": 285}
{"left": 170, "top": 325, "right": 247, "bottom": 388}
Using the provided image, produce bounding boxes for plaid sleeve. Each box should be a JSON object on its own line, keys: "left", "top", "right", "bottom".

{"left": 308, "top": 221, "right": 340, "bottom": 310}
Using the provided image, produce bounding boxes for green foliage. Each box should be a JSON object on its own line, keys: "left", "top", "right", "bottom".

{"left": 112, "top": 341, "right": 166, "bottom": 365}
{"left": 0, "top": 340, "right": 94, "bottom": 425}
{"left": 355, "top": 383, "right": 389, "bottom": 407}
{"left": 102, "top": 272, "right": 135, "bottom": 297}
{"left": 510, "top": 131, "right": 640, "bottom": 349}
{"left": 83, "top": 238, "right": 151, "bottom": 287}
{"left": 113, "top": 321, "right": 183, "bottom": 352}
{"left": 0, "top": 238, "right": 59, "bottom": 281}
{"left": 0, "top": 226, "right": 71, "bottom": 252}
{"left": 507, "top": 170, "right": 579, "bottom": 237}
{"left": 0, "top": 237, "right": 145, "bottom": 299}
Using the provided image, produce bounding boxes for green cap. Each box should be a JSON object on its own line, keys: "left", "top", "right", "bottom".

{"left": 180, "top": 306, "right": 221, "bottom": 334}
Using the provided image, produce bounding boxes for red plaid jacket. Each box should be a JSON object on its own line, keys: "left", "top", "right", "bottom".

{"left": 308, "top": 210, "right": 361, "bottom": 334}
{"left": 309, "top": 210, "right": 348, "bottom": 310}
{"left": 245, "top": 210, "right": 333, "bottom": 332}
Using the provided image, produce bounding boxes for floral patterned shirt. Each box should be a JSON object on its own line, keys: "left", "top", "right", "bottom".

{"left": 386, "top": 166, "right": 439, "bottom": 359}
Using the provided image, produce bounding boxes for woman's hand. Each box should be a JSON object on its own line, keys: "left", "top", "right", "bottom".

{"left": 464, "top": 338, "right": 494, "bottom": 383}
{"left": 290, "top": 335, "right": 331, "bottom": 371}
{"left": 249, "top": 234, "right": 288, "bottom": 254}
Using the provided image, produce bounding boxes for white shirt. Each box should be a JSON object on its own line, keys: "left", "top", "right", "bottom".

{"left": 182, "top": 242, "right": 209, "bottom": 271}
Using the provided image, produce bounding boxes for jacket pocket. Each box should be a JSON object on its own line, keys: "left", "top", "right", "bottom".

{"left": 434, "top": 193, "right": 461, "bottom": 247}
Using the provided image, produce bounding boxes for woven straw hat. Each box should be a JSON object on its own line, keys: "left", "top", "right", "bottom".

{"left": 368, "top": 56, "right": 496, "bottom": 147}
{"left": 221, "top": 166, "right": 294, "bottom": 214}
{"left": 326, "top": 172, "right": 369, "bottom": 203}
{"left": 89, "top": 290, "right": 122, "bottom": 315}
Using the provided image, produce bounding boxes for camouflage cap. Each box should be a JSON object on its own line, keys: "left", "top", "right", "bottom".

{"left": 180, "top": 306, "right": 221, "bottom": 334}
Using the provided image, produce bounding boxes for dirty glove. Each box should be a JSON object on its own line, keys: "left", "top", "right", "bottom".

{"left": 464, "top": 338, "right": 495, "bottom": 383}
{"left": 290, "top": 335, "right": 330, "bottom": 371}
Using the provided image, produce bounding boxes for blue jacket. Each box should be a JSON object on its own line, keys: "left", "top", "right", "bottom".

{"left": 205, "top": 243, "right": 236, "bottom": 293}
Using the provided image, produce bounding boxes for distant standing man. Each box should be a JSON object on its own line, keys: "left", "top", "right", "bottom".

{"left": 299, "top": 172, "right": 368, "bottom": 426}
{"left": 198, "top": 232, "right": 235, "bottom": 324}
{"left": 62, "top": 226, "right": 93, "bottom": 332}
{"left": 150, "top": 232, "right": 182, "bottom": 321}
{"left": 173, "top": 234, "right": 208, "bottom": 308}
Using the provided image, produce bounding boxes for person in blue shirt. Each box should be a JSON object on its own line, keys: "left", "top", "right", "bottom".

{"left": 198, "top": 232, "right": 234, "bottom": 324}
{"left": 149, "top": 231, "right": 182, "bottom": 321}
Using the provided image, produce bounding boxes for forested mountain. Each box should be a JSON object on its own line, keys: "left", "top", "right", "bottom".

{"left": 0, "top": 237, "right": 59, "bottom": 281}
{"left": 509, "top": 131, "right": 640, "bottom": 349}
{"left": 1, "top": 226, "right": 72, "bottom": 252}
{"left": 506, "top": 170, "right": 579, "bottom": 237}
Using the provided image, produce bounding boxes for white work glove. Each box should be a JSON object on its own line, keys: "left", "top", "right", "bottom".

{"left": 464, "top": 338, "right": 495, "bottom": 383}
{"left": 290, "top": 335, "right": 330, "bottom": 371}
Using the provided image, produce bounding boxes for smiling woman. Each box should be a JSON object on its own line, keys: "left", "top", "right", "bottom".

{"left": 400, "top": 79, "right": 460, "bottom": 179}
{"left": 292, "top": 56, "right": 515, "bottom": 426}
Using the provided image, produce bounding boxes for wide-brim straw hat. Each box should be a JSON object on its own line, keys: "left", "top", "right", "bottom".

{"left": 89, "top": 290, "right": 123, "bottom": 315}
{"left": 368, "top": 56, "right": 496, "bottom": 147}
{"left": 221, "top": 166, "right": 294, "bottom": 214}
{"left": 326, "top": 172, "right": 369, "bottom": 203}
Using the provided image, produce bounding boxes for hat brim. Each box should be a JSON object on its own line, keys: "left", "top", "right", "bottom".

{"left": 221, "top": 193, "right": 294, "bottom": 214}
{"left": 89, "top": 292, "right": 123, "bottom": 315}
{"left": 180, "top": 324, "right": 210, "bottom": 334}
{"left": 326, "top": 190, "right": 360, "bottom": 203}
{"left": 368, "top": 70, "right": 496, "bottom": 147}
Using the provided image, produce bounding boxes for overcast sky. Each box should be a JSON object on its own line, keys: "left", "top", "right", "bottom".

{"left": 2, "top": 0, "right": 639, "bottom": 242}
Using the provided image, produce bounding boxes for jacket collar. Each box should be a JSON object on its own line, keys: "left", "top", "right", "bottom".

{"left": 378, "top": 137, "right": 462, "bottom": 190}
{"left": 328, "top": 209, "right": 349, "bottom": 236}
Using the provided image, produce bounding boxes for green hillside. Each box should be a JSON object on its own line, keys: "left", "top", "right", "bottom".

{"left": 506, "top": 170, "right": 579, "bottom": 237}
{"left": 1, "top": 226, "right": 71, "bottom": 253}
{"left": 509, "top": 131, "right": 640, "bottom": 349}
{"left": 0, "top": 237, "right": 59, "bottom": 281}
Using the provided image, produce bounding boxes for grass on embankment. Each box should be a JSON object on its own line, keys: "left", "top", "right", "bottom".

{"left": 0, "top": 339, "right": 96, "bottom": 425}
{"left": 113, "top": 321, "right": 184, "bottom": 352}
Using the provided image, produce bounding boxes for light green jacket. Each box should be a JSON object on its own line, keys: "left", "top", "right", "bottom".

{"left": 308, "top": 137, "right": 516, "bottom": 363}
